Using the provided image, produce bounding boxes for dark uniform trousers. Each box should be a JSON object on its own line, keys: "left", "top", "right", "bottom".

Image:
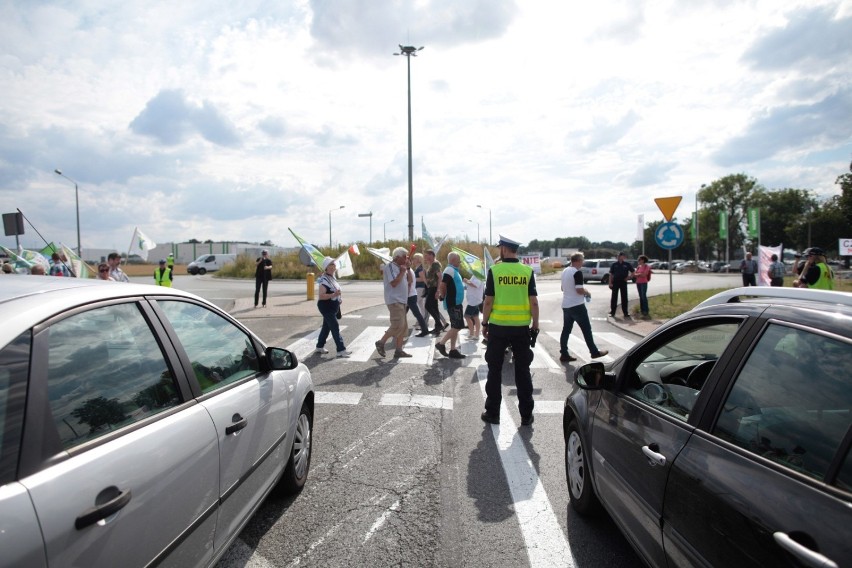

{"left": 484, "top": 324, "right": 535, "bottom": 419}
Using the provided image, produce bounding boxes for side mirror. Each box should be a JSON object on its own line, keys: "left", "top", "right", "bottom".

{"left": 574, "top": 362, "right": 614, "bottom": 390}
{"left": 267, "top": 347, "right": 298, "bottom": 370}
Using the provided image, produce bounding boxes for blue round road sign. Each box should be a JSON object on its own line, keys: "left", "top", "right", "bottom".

{"left": 655, "top": 221, "right": 684, "bottom": 250}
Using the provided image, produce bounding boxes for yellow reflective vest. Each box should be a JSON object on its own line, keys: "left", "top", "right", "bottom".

{"left": 154, "top": 267, "right": 173, "bottom": 287}
{"left": 489, "top": 262, "right": 533, "bottom": 326}
{"left": 811, "top": 262, "right": 834, "bottom": 290}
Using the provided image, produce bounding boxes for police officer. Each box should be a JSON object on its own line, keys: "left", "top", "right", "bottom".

{"left": 154, "top": 259, "right": 173, "bottom": 287}
{"left": 794, "top": 247, "right": 834, "bottom": 290}
{"left": 480, "top": 235, "right": 539, "bottom": 426}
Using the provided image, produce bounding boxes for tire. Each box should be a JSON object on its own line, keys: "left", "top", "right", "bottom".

{"left": 198, "top": 267, "right": 207, "bottom": 275}
{"left": 280, "top": 404, "right": 312, "bottom": 494}
{"left": 565, "top": 419, "right": 600, "bottom": 515}
{"left": 600, "top": 274, "right": 609, "bottom": 285}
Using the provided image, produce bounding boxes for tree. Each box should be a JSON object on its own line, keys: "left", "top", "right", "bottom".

{"left": 698, "top": 173, "right": 764, "bottom": 259}
{"left": 71, "top": 396, "right": 126, "bottom": 434}
{"left": 836, "top": 158, "right": 852, "bottom": 227}
{"left": 752, "top": 188, "right": 818, "bottom": 250}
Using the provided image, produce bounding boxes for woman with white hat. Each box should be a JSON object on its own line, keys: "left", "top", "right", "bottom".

{"left": 316, "top": 256, "right": 351, "bottom": 357}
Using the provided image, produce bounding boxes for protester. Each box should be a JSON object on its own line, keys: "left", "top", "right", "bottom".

{"left": 434, "top": 252, "right": 466, "bottom": 359}
{"left": 740, "top": 252, "right": 758, "bottom": 287}
{"left": 49, "top": 252, "right": 70, "bottom": 277}
{"left": 767, "top": 254, "right": 785, "bottom": 287}
{"left": 481, "top": 235, "right": 538, "bottom": 426}
{"left": 608, "top": 252, "right": 635, "bottom": 318}
{"left": 423, "top": 249, "right": 447, "bottom": 335}
{"left": 30, "top": 264, "right": 46, "bottom": 275}
{"left": 560, "top": 253, "right": 609, "bottom": 362}
{"left": 794, "top": 247, "right": 834, "bottom": 290}
{"left": 254, "top": 250, "right": 273, "bottom": 308}
{"left": 407, "top": 260, "right": 431, "bottom": 338}
{"left": 315, "top": 257, "right": 351, "bottom": 357}
{"left": 375, "top": 247, "right": 413, "bottom": 358}
{"left": 108, "top": 252, "right": 130, "bottom": 282}
{"left": 154, "top": 259, "right": 173, "bottom": 287}
{"left": 634, "top": 255, "right": 652, "bottom": 317}
{"left": 463, "top": 274, "right": 484, "bottom": 340}
{"left": 413, "top": 253, "right": 429, "bottom": 328}
{"left": 96, "top": 262, "right": 114, "bottom": 281}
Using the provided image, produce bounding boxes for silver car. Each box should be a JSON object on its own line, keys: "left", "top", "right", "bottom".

{"left": 0, "top": 277, "right": 314, "bottom": 568}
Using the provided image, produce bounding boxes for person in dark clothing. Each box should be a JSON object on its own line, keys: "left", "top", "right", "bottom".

{"left": 608, "top": 252, "right": 635, "bottom": 318}
{"left": 740, "top": 252, "right": 758, "bottom": 286}
{"left": 254, "top": 250, "right": 273, "bottom": 308}
{"left": 423, "top": 249, "right": 447, "bottom": 335}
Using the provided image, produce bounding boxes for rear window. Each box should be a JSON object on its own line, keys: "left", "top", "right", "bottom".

{"left": 582, "top": 261, "right": 596, "bottom": 268}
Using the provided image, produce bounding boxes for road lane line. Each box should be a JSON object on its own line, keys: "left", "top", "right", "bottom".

{"left": 594, "top": 332, "right": 638, "bottom": 351}
{"left": 475, "top": 365, "right": 575, "bottom": 567}
{"left": 544, "top": 331, "right": 617, "bottom": 364}
{"left": 363, "top": 498, "right": 402, "bottom": 543}
{"left": 315, "top": 391, "right": 363, "bottom": 405}
{"left": 286, "top": 326, "right": 348, "bottom": 361}
{"left": 380, "top": 393, "right": 453, "bottom": 410}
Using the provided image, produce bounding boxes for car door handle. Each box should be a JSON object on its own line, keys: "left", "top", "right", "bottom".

{"left": 226, "top": 415, "right": 248, "bottom": 435}
{"left": 641, "top": 444, "right": 666, "bottom": 467}
{"left": 75, "top": 489, "right": 132, "bottom": 530}
{"left": 773, "top": 532, "right": 838, "bottom": 568}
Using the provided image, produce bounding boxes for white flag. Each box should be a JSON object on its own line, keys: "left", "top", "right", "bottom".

{"left": 636, "top": 214, "right": 645, "bottom": 242}
{"left": 335, "top": 250, "right": 355, "bottom": 278}
{"left": 129, "top": 227, "right": 156, "bottom": 261}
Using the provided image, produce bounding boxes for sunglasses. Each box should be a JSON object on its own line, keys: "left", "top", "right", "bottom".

{"left": 99, "top": 268, "right": 109, "bottom": 273}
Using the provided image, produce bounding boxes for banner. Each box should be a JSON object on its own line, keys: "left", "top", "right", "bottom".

{"left": 348, "top": 244, "right": 360, "bottom": 256}
{"left": 450, "top": 246, "right": 485, "bottom": 280}
{"left": 636, "top": 214, "right": 644, "bottom": 242}
{"left": 334, "top": 250, "right": 355, "bottom": 278}
{"left": 690, "top": 212, "right": 697, "bottom": 240}
{"left": 128, "top": 227, "right": 156, "bottom": 261}
{"left": 520, "top": 254, "right": 542, "bottom": 274}
{"left": 1, "top": 245, "right": 49, "bottom": 272}
{"left": 421, "top": 218, "right": 436, "bottom": 250}
{"left": 288, "top": 228, "right": 326, "bottom": 268}
{"left": 747, "top": 207, "right": 760, "bottom": 239}
{"left": 758, "top": 244, "right": 782, "bottom": 287}
{"left": 483, "top": 246, "right": 495, "bottom": 274}
{"left": 719, "top": 212, "right": 728, "bottom": 239}
{"left": 365, "top": 247, "right": 392, "bottom": 264}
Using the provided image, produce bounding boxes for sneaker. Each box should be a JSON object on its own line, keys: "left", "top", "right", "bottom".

{"left": 395, "top": 349, "right": 412, "bottom": 358}
{"left": 448, "top": 349, "right": 465, "bottom": 359}
{"left": 521, "top": 415, "right": 534, "bottom": 426}
{"left": 591, "top": 350, "right": 609, "bottom": 359}
{"left": 315, "top": 347, "right": 329, "bottom": 354}
{"left": 435, "top": 343, "right": 448, "bottom": 357}
{"left": 480, "top": 411, "right": 500, "bottom": 425}
{"left": 336, "top": 350, "right": 352, "bottom": 358}
{"left": 559, "top": 354, "right": 578, "bottom": 362}
{"left": 415, "top": 330, "right": 431, "bottom": 338}
{"left": 374, "top": 341, "right": 386, "bottom": 357}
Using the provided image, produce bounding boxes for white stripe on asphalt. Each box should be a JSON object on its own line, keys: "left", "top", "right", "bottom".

{"left": 315, "top": 391, "right": 363, "bottom": 405}
{"left": 544, "top": 331, "right": 618, "bottom": 364}
{"left": 380, "top": 393, "right": 453, "bottom": 410}
{"left": 516, "top": 399, "right": 564, "bottom": 414}
{"left": 286, "top": 327, "right": 348, "bottom": 362}
{"left": 475, "top": 365, "right": 575, "bottom": 567}
{"left": 342, "top": 314, "right": 363, "bottom": 318}
{"left": 594, "top": 332, "right": 638, "bottom": 351}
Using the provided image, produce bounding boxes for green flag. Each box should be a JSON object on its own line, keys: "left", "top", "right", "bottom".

{"left": 451, "top": 246, "right": 485, "bottom": 280}
{"left": 719, "top": 212, "right": 728, "bottom": 239}
{"left": 288, "top": 228, "right": 325, "bottom": 268}
{"left": 747, "top": 207, "right": 760, "bottom": 238}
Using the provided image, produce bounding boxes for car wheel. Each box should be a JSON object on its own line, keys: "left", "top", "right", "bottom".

{"left": 565, "top": 419, "right": 599, "bottom": 515}
{"left": 601, "top": 274, "right": 609, "bottom": 285}
{"left": 280, "top": 404, "right": 312, "bottom": 494}
{"left": 198, "top": 268, "right": 207, "bottom": 275}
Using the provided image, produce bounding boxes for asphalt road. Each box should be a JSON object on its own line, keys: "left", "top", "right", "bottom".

{"left": 135, "top": 271, "right": 742, "bottom": 568}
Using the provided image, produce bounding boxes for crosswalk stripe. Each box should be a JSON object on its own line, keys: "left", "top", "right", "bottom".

{"left": 341, "top": 314, "right": 363, "bottom": 319}
{"left": 594, "top": 332, "right": 638, "bottom": 351}
{"left": 544, "top": 331, "right": 619, "bottom": 364}
{"left": 380, "top": 394, "right": 453, "bottom": 410}
{"left": 344, "top": 326, "right": 387, "bottom": 361}
{"left": 287, "top": 326, "right": 348, "bottom": 361}
{"left": 516, "top": 399, "right": 564, "bottom": 414}
{"left": 316, "top": 391, "right": 363, "bottom": 405}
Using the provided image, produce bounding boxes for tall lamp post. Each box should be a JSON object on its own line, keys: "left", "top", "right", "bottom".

{"left": 468, "top": 219, "right": 480, "bottom": 243}
{"left": 394, "top": 44, "right": 424, "bottom": 241}
{"left": 476, "top": 204, "right": 492, "bottom": 245}
{"left": 328, "top": 205, "right": 345, "bottom": 249}
{"left": 358, "top": 211, "right": 373, "bottom": 245}
{"left": 383, "top": 219, "right": 395, "bottom": 242}
{"left": 54, "top": 169, "right": 82, "bottom": 256}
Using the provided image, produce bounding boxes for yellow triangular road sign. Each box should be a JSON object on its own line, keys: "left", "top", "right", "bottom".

{"left": 654, "top": 196, "right": 682, "bottom": 222}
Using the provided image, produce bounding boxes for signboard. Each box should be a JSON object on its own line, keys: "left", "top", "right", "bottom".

{"left": 655, "top": 222, "right": 684, "bottom": 250}
{"left": 520, "top": 254, "right": 541, "bottom": 274}
{"left": 654, "top": 196, "right": 682, "bottom": 222}
{"left": 840, "top": 238, "right": 852, "bottom": 256}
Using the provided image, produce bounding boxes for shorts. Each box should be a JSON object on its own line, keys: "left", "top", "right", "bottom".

{"left": 464, "top": 304, "right": 480, "bottom": 318}
{"left": 447, "top": 305, "right": 465, "bottom": 330}
{"left": 386, "top": 303, "right": 408, "bottom": 338}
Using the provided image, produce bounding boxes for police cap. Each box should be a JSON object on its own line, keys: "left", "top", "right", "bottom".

{"left": 497, "top": 235, "right": 521, "bottom": 252}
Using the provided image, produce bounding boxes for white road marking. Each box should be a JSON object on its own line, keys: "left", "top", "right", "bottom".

{"left": 363, "top": 499, "right": 401, "bottom": 543}
{"left": 517, "top": 399, "right": 564, "bottom": 414}
{"left": 380, "top": 393, "right": 453, "bottom": 410}
{"left": 544, "top": 331, "right": 618, "bottom": 364}
{"left": 342, "top": 314, "right": 363, "bottom": 319}
{"left": 344, "top": 326, "right": 387, "bottom": 361}
{"left": 475, "top": 365, "right": 575, "bottom": 567}
{"left": 216, "top": 537, "right": 276, "bottom": 568}
{"left": 315, "top": 391, "right": 363, "bottom": 405}
{"left": 531, "top": 343, "right": 559, "bottom": 368}
{"left": 594, "top": 332, "right": 638, "bottom": 351}
{"left": 286, "top": 327, "right": 348, "bottom": 361}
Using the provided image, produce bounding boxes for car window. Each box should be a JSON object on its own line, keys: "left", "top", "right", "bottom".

{"left": 0, "top": 332, "right": 30, "bottom": 483}
{"left": 46, "top": 303, "right": 180, "bottom": 450}
{"left": 582, "top": 261, "right": 595, "bottom": 268}
{"left": 713, "top": 324, "right": 852, "bottom": 484}
{"left": 159, "top": 301, "right": 259, "bottom": 394}
{"left": 625, "top": 322, "right": 740, "bottom": 421}
{"left": 600, "top": 261, "right": 612, "bottom": 268}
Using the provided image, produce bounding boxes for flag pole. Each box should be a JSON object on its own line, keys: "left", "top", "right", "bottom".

{"left": 125, "top": 227, "right": 138, "bottom": 266}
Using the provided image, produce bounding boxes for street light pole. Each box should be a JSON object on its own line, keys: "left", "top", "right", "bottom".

{"left": 54, "top": 169, "right": 81, "bottom": 256}
{"left": 476, "top": 204, "right": 492, "bottom": 245}
{"left": 383, "top": 219, "right": 395, "bottom": 242}
{"left": 328, "top": 205, "right": 345, "bottom": 249}
{"left": 394, "top": 44, "right": 424, "bottom": 242}
{"left": 468, "top": 219, "right": 479, "bottom": 243}
{"left": 358, "top": 211, "right": 373, "bottom": 245}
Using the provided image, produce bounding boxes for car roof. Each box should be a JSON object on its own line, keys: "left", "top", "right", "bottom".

{"left": 0, "top": 275, "right": 207, "bottom": 348}
{"left": 697, "top": 287, "right": 852, "bottom": 311}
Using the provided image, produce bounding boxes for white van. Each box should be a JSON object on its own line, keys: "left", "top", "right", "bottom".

{"left": 186, "top": 253, "right": 236, "bottom": 275}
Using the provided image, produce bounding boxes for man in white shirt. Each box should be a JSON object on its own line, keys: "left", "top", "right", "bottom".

{"left": 375, "top": 247, "right": 413, "bottom": 358}
{"left": 560, "top": 253, "right": 608, "bottom": 362}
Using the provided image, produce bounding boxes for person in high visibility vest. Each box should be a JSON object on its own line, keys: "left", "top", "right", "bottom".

{"left": 794, "top": 247, "right": 834, "bottom": 290}
{"left": 480, "top": 235, "right": 539, "bottom": 426}
{"left": 154, "top": 259, "right": 173, "bottom": 287}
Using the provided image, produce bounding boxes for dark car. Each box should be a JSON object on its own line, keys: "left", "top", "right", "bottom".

{"left": 563, "top": 287, "right": 851, "bottom": 568}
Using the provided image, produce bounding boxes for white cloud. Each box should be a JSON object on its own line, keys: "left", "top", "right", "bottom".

{"left": 1, "top": 0, "right": 850, "bottom": 254}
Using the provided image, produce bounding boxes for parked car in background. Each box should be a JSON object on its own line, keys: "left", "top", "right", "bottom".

{"left": 0, "top": 277, "right": 314, "bottom": 568}
{"left": 581, "top": 258, "right": 616, "bottom": 284}
{"left": 563, "top": 287, "right": 851, "bottom": 567}
{"left": 187, "top": 253, "right": 237, "bottom": 275}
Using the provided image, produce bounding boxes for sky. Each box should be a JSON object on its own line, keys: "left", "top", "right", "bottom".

{"left": 1, "top": 0, "right": 851, "bottom": 254}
